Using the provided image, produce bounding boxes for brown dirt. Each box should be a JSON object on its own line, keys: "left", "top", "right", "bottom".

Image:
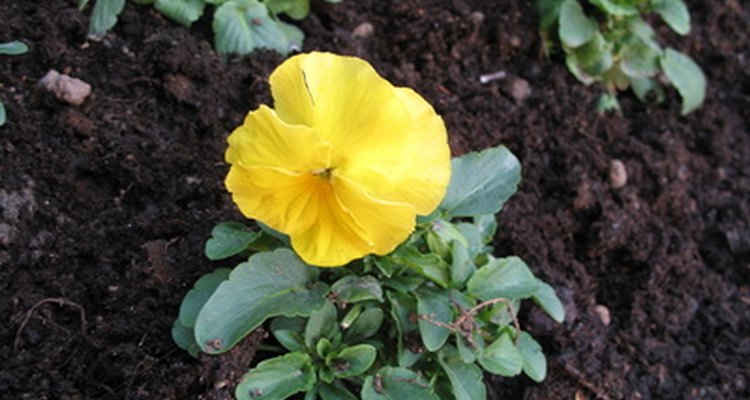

{"left": 1, "top": 0, "right": 748, "bottom": 399}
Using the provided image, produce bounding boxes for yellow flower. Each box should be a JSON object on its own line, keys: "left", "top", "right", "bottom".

{"left": 225, "top": 52, "right": 451, "bottom": 267}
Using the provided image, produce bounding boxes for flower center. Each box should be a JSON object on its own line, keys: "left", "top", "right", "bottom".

{"left": 312, "top": 167, "right": 333, "bottom": 180}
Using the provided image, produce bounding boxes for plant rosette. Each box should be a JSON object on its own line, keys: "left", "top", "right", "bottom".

{"left": 173, "top": 52, "right": 565, "bottom": 400}
{"left": 79, "top": 0, "right": 341, "bottom": 55}
{"left": 537, "top": 0, "right": 706, "bottom": 115}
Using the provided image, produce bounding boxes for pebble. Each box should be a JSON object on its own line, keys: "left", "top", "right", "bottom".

{"left": 352, "top": 22, "right": 374, "bottom": 38}
{"left": 610, "top": 159, "right": 628, "bottom": 188}
{"left": 594, "top": 304, "right": 611, "bottom": 326}
{"left": 39, "top": 69, "right": 91, "bottom": 106}
{"left": 510, "top": 78, "right": 531, "bottom": 102}
{"left": 470, "top": 11, "right": 485, "bottom": 25}
{"left": 509, "top": 35, "right": 522, "bottom": 48}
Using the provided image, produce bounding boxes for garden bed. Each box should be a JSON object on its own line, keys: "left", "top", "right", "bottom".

{"left": 1, "top": 0, "right": 748, "bottom": 398}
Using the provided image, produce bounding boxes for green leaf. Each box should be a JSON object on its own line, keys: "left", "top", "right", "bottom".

{"left": 305, "top": 301, "right": 338, "bottom": 348}
{"left": 154, "top": 0, "right": 206, "bottom": 27}
{"left": 319, "top": 367, "right": 335, "bottom": 384}
{"left": 597, "top": 92, "right": 621, "bottom": 113}
{"left": 652, "top": 0, "right": 690, "bottom": 35}
{"left": 235, "top": 352, "right": 316, "bottom": 400}
{"left": 319, "top": 382, "right": 358, "bottom": 400}
{"left": 0, "top": 41, "right": 29, "bottom": 55}
{"left": 195, "top": 249, "right": 326, "bottom": 353}
{"left": 78, "top": 0, "right": 91, "bottom": 10}
{"left": 455, "top": 223, "right": 483, "bottom": 259}
{"left": 179, "top": 268, "right": 231, "bottom": 327}
{"left": 478, "top": 332, "right": 523, "bottom": 377}
{"left": 590, "top": 0, "right": 639, "bottom": 16}
{"left": 660, "top": 48, "right": 706, "bottom": 115}
{"left": 620, "top": 40, "right": 661, "bottom": 78}
{"left": 330, "top": 275, "right": 383, "bottom": 304}
{"left": 173, "top": 268, "right": 230, "bottom": 357}
{"left": 467, "top": 257, "right": 540, "bottom": 301}
{"left": 558, "top": 0, "right": 597, "bottom": 48}
{"left": 484, "top": 298, "right": 521, "bottom": 327}
{"left": 531, "top": 281, "right": 566, "bottom": 323}
{"left": 344, "top": 307, "right": 384, "bottom": 342}
{"left": 437, "top": 345, "right": 486, "bottom": 400}
{"left": 392, "top": 248, "right": 449, "bottom": 288}
{"left": 372, "top": 256, "right": 395, "bottom": 278}
{"left": 273, "top": 329, "right": 306, "bottom": 352}
{"left": 631, "top": 76, "right": 664, "bottom": 103}
{"left": 0, "top": 102, "right": 5, "bottom": 127}
{"left": 455, "top": 331, "right": 485, "bottom": 364}
{"left": 536, "top": 0, "right": 564, "bottom": 32}
{"left": 88, "top": 0, "right": 125, "bottom": 35}
{"left": 265, "top": 0, "right": 310, "bottom": 19}
{"left": 268, "top": 318, "right": 308, "bottom": 353}
{"left": 450, "top": 241, "right": 474, "bottom": 287}
{"left": 627, "top": 16, "right": 657, "bottom": 41}
{"left": 387, "top": 291, "right": 421, "bottom": 367}
{"left": 474, "top": 214, "right": 497, "bottom": 245}
{"left": 568, "top": 32, "right": 614, "bottom": 78}
{"left": 417, "top": 288, "right": 453, "bottom": 352}
{"left": 205, "top": 222, "right": 261, "bottom": 260}
{"left": 440, "top": 146, "right": 521, "bottom": 217}
{"left": 383, "top": 275, "right": 423, "bottom": 293}
{"left": 517, "top": 332, "right": 547, "bottom": 382}
{"left": 440, "top": 146, "right": 521, "bottom": 218}
{"left": 431, "top": 220, "right": 469, "bottom": 249}
{"left": 276, "top": 20, "right": 304, "bottom": 51}
{"left": 425, "top": 231, "right": 450, "bottom": 259}
{"left": 317, "top": 337, "right": 333, "bottom": 358}
{"left": 171, "top": 319, "right": 201, "bottom": 357}
{"left": 361, "top": 367, "right": 439, "bottom": 400}
{"left": 329, "top": 344, "right": 377, "bottom": 378}
{"left": 213, "top": 0, "right": 296, "bottom": 55}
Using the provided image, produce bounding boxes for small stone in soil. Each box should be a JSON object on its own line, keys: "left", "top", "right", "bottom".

{"left": 610, "top": 159, "right": 628, "bottom": 188}
{"left": 39, "top": 69, "right": 92, "bottom": 106}
{"left": 594, "top": 305, "right": 611, "bottom": 326}
{"left": 353, "top": 22, "right": 374, "bottom": 38}
{"left": 510, "top": 78, "right": 531, "bottom": 102}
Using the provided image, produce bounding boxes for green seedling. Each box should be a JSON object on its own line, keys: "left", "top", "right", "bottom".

{"left": 78, "top": 0, "right": 342, "bottom": 55}
{"left": 0, "top": 40, "right": 29, "bottom": 127}
{"left": 174, "top": 145, "right": 565, "bottom": 399}
{"left": 537, "top": 0, "right": 706, "bottom": 115}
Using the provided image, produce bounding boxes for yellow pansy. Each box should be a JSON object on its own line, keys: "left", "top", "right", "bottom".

{"left": 225, "top": 52, "right": 451, "bottom": 267}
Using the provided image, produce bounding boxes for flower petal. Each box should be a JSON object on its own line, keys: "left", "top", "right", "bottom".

{"left": 269, "top": 55, "right": 316, "bottom": 127}
{"left": 226, "top": 165, "right": 321, "bottom": 234}
{"left": 225, "top": 105, "right": 329, "bottom": 172}
{"left": 337, "top": 87, "right": 451, "bottom": 215}
{"left": 270, "top": 52, "right": 451, "bottom": 216}
{"left": 332, "top": 174, "right": 416, "bottom": 255}
{"left": 288, "top": 179, "right": 372, "bottom": 267}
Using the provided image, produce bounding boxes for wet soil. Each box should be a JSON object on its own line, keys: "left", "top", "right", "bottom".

{"left": 1, "top": 0, "right": 749, "bottom": 399}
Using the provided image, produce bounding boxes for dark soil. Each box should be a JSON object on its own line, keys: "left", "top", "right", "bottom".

{"left": 2, "top": 0, "right": 749, "bottom": 399}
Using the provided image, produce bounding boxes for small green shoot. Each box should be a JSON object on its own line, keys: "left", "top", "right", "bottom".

{"left": 0, "top": 40, "right": 30, "bottom": 127}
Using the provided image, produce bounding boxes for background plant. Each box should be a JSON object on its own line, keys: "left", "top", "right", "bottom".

{"left": 537, "top": 0, "right": 706, "bottom": 114}
{"left": 78, "top": 0, "right": 341, "bottom": 55}
{"left": 0, "top": 40, "right": 29, "bottom": 127}
{"left": 173, "top": 145, "right": 565, "bottom": 400}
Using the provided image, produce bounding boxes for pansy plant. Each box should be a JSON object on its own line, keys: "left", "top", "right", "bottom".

{"left": 173, "top": 52, "right": 565, "bottom": 400}
{"left": 79, "top": 0, "right": 341, "bottom": 55}
{"left": 537, "top": 0, "right": 706, "bottom": 115}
